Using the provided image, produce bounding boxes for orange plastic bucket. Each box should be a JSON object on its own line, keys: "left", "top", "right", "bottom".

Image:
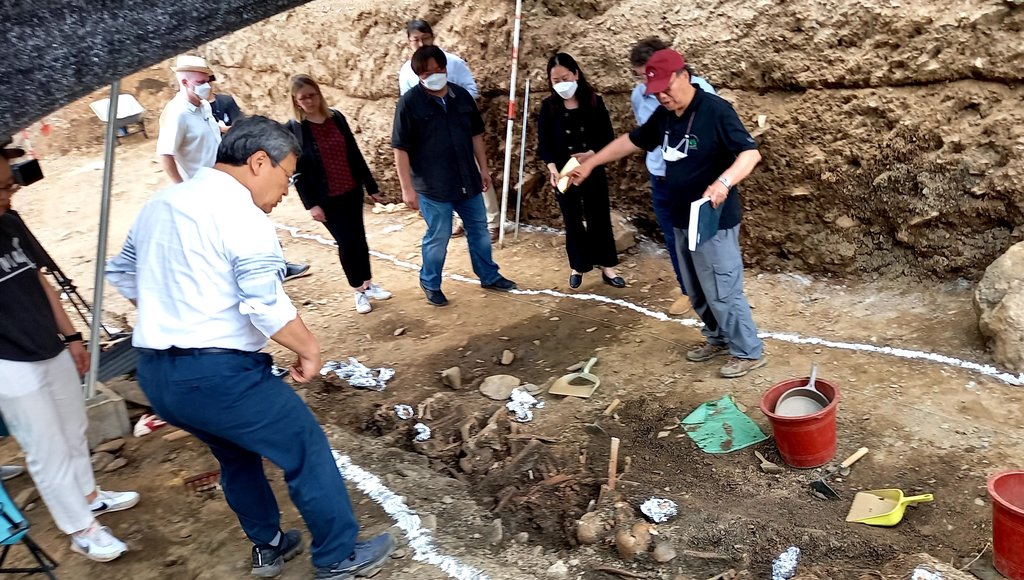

{"left": 759, "top": 377, "right": 840, "bottom": 468}
{"left": 989, "top": 471, "right": 1024, "bottom": 579}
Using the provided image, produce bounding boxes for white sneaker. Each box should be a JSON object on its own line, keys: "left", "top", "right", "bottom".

{"left": 354, "top": 292, "right": 372, "bottom": 314}
{"left": 89, "top": 488, "right": 140, "bottom": 516}
{"left": 364, "top": 282, "right": 392, "bottom": 300}
{"left": 71, "top": 522, "right": 127, "bottom": 562}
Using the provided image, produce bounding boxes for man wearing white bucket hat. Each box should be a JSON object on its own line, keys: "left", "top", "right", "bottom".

{"left": 157, "top": 55, "right": 222, "bottom": 183}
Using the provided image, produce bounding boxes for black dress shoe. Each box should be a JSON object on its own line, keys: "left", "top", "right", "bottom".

{"left": 602, "top": 273, "right": 626, "bottom": 288}
{"left": 420, "top": 284, "right": 449, "bottom": 306}
{"left": 569, "top": 273, "right": 583, "bottom": 289}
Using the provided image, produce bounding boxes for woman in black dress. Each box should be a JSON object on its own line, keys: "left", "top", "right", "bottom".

{"left": 537, "top": 53, "right": 625, "bottom": 289}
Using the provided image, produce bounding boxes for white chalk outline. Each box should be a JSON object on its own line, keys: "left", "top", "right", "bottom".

{"left": 333, "top": 451, "right": 490, "bottom": 580}
{"left": 276, "top": 223, "right": 1024, "bottom": 387}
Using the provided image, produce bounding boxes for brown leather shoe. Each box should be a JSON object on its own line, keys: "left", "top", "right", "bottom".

{"left": 452, "top": 224, "right": 465, "bottom": 238}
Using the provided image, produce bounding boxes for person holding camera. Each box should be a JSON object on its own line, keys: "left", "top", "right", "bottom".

{"left": 0, "top": 139, "right": 139, "bottom": 562}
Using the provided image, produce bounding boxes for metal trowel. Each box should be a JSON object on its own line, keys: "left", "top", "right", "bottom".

{"left": 810, "top": 447, "right": 869, "bottom": 500}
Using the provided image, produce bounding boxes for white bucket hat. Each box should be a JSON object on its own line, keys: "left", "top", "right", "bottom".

{"left": 171, "top": 55, "right": 213, "bottom": 75}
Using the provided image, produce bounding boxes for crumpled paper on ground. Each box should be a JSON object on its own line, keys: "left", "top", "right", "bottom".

{"left": 639, "top": 497, "right": 678, "bottom": 523}
{"left": 394, "top": 405, "right": 414, "bottom": 420}
{"left": 320, "top": 358, "right": 395, "bottom": 391}
{"left": 270, "top": 365, "right": 290, "bottom": 377}
{"left": 413, "top": 423, "right": 431, "bottom": 442}
{"left": 772, "top": 546, "right": 800, "bottom": 580}
{"left": 911, "top": 569, "right": 943, "bottom": 580}
{"left": 505, "top": 388, "right": 544, "bottom": 422}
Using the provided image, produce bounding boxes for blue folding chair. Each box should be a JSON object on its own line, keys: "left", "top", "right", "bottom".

{"left": 0, "top": 482, "right": 58, "bottom": 579}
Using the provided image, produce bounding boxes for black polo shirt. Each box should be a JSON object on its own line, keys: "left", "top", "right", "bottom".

{"left": 629, "top": 88, "right": 758, "bottom": 230}
{"left": 392, "top": 83, "right": 485, "bottom": 202}
{"left": 0, "top": 212, "right": 64, "bottom": 362}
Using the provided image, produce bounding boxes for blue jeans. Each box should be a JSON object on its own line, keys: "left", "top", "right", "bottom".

{"left": 651, "top": 176, "right": 686, "bottom": 295}
{"left": 136, "top": 349, "right": 359, "bottom": 567}
{"left": 418, "top": 192, "right": 502, "bottom": 290}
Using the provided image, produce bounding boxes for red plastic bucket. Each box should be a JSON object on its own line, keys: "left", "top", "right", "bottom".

{"left": 989, "top": 471, "right": 1024, "bottom": 579}
{"left": 759, "top": 377, "right": 841, "bottom": 468}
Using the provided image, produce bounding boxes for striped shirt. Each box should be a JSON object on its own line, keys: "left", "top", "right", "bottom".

{"left": 105, "top": 167, "right": 297, "bottom": 351}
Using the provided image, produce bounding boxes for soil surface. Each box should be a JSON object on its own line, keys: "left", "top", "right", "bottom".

{"left": 2, "top": 139, "right": 1021, "bottom": 579}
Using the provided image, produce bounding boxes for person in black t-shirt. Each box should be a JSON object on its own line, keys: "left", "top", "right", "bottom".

{"left": 0, "top": 140, "right": 139, "bottom": 561}
{"left": 570, "top": 49, "right": 767, "bottom": 379}
{"left": 207, "top": 74, "right": 244, "bottom": 133}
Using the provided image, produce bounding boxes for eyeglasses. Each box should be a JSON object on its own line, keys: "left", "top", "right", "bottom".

{"left": 287, "top": 172, "right": 301, "bottom": 187}
{"left": 0, "top": 181, "right": 20, "bottom": 194}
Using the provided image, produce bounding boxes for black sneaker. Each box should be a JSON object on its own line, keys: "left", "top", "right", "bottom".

{"left": 420, "top": 284, "right": 449, "bottom": 307}
{"left": 315, "top": 533, "right": 396, "bottom": 580}
{"left": 284, "top": 263, "right": 312, "bottom": 282}
{"left": 481, "top": 276, "right": 516, "bottom": 291}
{"left": 251, "top": 529, "right": 304, "bottom": 578}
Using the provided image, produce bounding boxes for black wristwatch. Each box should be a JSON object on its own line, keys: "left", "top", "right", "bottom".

{"left": 61, "top": 332, "right": 83, "bottom": 344}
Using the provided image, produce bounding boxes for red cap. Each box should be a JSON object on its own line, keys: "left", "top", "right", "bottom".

{"left": 643, "top": 49, "right": 686, "bottom": 96}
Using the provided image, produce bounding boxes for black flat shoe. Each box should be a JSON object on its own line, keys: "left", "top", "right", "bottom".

{"left": 569, "top": 273, "right": 583, "bottom": 289}
{"left": 602, "top": 273, "right": 626, "bottom": 288}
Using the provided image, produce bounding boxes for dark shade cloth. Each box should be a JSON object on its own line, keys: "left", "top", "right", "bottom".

{"left": 628, "top": 88, "right": 758, "bottom": 230}
{"left": 391, "top": 84, "right": 484, "bottom": 202}
{"left": 209, "top": 94, "right": 243, "bottom": 127}
{"left": 308, "top": 119, "right": 357, "bottom": 196}
{"left": 137, "top": 349, "right": 360, "bottom": 567}
{"left": 288, "top": 110, "right": 379, "bottom": 210}
{"left": 0, "top": 212, "right": 63, "bottom": 362}
{"left": 537, "top": 95, "right": 618, "bottom": 272}
{"left": 0, "top": 0, "right": 310, "bottom": 137}
{"left": 319, "top": 189, "right": 371, "bottom": 288}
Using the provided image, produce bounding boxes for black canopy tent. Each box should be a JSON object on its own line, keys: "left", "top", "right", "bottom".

{"left": 1, "top": 0, "right": 314, "bottom": 397}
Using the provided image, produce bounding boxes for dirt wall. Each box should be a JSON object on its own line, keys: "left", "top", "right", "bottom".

{"left": 37, "top": 0, "right": 1024, "bottom": 279}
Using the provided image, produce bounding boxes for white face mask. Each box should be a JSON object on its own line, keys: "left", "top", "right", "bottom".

{"left": 193, "top": 82, "right": 212, "bottom": 99}
{"left": 553, "top": 81, "right": 578, "bottom": 100}
{"left": 421, "top": 73, "right": 448, "bottom": 92}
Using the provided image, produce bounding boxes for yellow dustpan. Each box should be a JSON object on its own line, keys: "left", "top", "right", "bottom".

{"left": 845, "top": 488, "right": 934, "bottom": 526}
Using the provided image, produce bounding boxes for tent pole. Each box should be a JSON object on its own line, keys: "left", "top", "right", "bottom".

{"left": 85, "top": 81, "right": 119, "bottom": 400}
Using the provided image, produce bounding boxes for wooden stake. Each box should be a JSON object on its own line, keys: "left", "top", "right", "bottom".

{"left": 162, "top": 429, "right": 191, "bottom": 442}
{"left": 603, "top": 398, "right": 622, "bottom": 416}
{"left": 608, "top": 437, "right": 620, "bottom": 490}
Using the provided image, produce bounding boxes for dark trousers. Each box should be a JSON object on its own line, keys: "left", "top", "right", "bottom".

{"left": 650, "top": 176, "right": 686, "bottom": 295}
{"left": 136, "top": 349, "right": 359, "bottom": 567}
{"left": 321, "top": 190, "right": 372, "bottom": 288}
{"left": 556, "top": 174, "right": 618, "bottom": 273}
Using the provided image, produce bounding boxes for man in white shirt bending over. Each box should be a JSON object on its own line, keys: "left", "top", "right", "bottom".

{"left": 399, "top": 19, "right": 503, "bottom": 239}
{"left": 106, "top": 116, "right": 394, "bottom": 580}
{"left": 156, "top": 55, "right": 222, "bottom": 183}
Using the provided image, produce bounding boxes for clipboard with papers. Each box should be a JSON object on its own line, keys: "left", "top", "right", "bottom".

{"left": 687, "top": 197, "right": 724, "bottom": 252}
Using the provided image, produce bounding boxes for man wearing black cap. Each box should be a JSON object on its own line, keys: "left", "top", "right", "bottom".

{"left": 570, "top": 48, "right": 766, "bottom": 378}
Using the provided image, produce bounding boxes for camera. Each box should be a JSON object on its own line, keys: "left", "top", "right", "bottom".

{"left": 12, "top": 159, "right": 43, "bottom": 187}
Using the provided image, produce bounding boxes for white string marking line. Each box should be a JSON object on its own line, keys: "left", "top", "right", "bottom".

{"left": 276, "top": 223, "right": 1024, "bottom": 387}
{"left": 333, "top": 451, "right": 490, "bottom": 580}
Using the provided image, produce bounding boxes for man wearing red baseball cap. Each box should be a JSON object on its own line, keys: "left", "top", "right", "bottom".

{"left": 570, "top": 48, "right": 766, "bottom": 378}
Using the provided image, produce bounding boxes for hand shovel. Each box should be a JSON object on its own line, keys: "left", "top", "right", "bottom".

{"left": 810, "top": 447, "right": 869, "bottom": 500}
{"left": 549, "top": 357, "right": 600, "bottom": 398}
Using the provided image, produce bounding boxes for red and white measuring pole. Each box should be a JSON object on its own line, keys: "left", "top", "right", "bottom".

{"left": 497, "top": 0, "right": 523, "bottom": 247}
